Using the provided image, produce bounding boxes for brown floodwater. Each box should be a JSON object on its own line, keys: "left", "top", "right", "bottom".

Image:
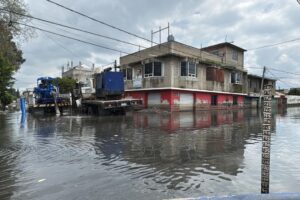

{"left": 0, "top": 107, "right": 300, "bottom": 200}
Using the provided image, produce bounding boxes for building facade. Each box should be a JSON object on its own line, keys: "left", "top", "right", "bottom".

{"left": 246, "top": 74, "right": 276, "bottom": 108}
{"left": 120, "top": 40, "right": 254, "bottom": 111}
{"left": 62, "top": 64, "right": 94, "bottom": 84}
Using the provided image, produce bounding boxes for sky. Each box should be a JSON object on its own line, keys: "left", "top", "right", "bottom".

{"left": 14, "top": 0, "right": 300, "bottom": 90}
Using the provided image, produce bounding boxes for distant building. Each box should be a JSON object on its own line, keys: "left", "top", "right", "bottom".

{"left": 245, "top": 74, "right": 277, "bottom": 108}
{"left": 62, "top": 63, "right": 94, "bottom": 84}
{"left": 247, "top": 74, "right": 276, "bottom": 97}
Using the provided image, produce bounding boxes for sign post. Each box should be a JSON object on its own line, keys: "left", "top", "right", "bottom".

{"left": 261, "top": 84, "right": 272, "bottom": 193}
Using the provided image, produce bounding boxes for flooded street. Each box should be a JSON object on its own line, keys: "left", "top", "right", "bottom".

{"left": 1, "top": 108, "right": 300, "bottom": 200}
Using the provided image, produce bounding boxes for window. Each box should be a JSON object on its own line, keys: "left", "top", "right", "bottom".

{"left": 231, "top": 72, "right": 242, "bottom": 84}
{"left": 144, "top": 63, "right": 152, "bottom": 77}
{"left": 232, "top": 50, "right": 238, "bottom": 61}
{"left": 211, "top": 50, "right": 220, "bottom": 56}
{"left": 181, "top": 61, "right": 196, "bottom": 77}
{"left": 144, "top": 61, "right": 163, "bottom": 77}
{"left": 153, "top": 62, "right": 162, "bottom": 76}
{"left": 122, "top": 68, "right": 133, "bottom": 80}
{"left": 181, "top": 61, "right": 187, "bottom": 76}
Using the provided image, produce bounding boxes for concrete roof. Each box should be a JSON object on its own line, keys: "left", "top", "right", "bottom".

{"left": 202, "top": 42, "right": 247, "bottom": 52}
{"left": 247, "top": 74, "right": 276, "bottom": 81}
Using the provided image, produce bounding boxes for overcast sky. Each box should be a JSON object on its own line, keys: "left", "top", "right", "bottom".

{"left": 15, "top": 0, "right": 300, "bottom": 90}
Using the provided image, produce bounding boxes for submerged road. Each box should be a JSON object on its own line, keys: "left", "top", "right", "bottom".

{"left": 0, "top": 107, "right": 300, "bottom": 200}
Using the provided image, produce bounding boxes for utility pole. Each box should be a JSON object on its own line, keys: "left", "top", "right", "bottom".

{"left": 259, "top": 66, "right": 266, "bottom": 108}
{"left": 151, "top": 30, "right": 153, "bottom": 47}
{"left": 114, "top": 60, "right": 117, "bottom": 72}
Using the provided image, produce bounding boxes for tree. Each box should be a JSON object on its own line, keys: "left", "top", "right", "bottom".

{"left": 0, "top": 0, "right": 34, "bottom": 39}
{"left": 0, "top": 0, "right": 34, "bottom": 109}
{"left": 55, "top": 77, "right": 77, "bottom": 94}
{"left": 0, "top": 92, "right": 14, "bottom": 111}
{"left": 288, "top": 88, "right": 300, "bottom": 95}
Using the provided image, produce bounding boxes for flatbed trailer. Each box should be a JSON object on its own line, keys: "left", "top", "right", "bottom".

{"left": 81, "top": 98, "right": 143, "bottom": 115}
{"left": 28, "top": 101, "right": 71, "bottom": 114}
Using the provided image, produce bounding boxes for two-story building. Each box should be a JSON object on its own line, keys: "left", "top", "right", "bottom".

{"left": 120, "top": 37, "right": 249, "bottom": 111}
{"left": 62, "top": 63, "right": 94, "bottom": 84}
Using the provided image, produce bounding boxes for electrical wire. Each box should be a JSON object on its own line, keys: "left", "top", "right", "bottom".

{"left": 30, "top": 21, "right": 116, "bottom": 68}
{"left": 266, "top": 67, "right": 300, "bottom": 76}
{"left": 46, "top": 0, "right": 300, "bottom": 54}
{"left": 266, "top": 69, "right": 300, "bottom": 88}
{"left": 46, "top": 0, "right": 151, "bottom": 43}
{"left": 44, "top": 0, "right": 218, "bottom": 61}
{"left": 13, "top": 21, "right": 133, "bottom": 55}
{"left": 0, "top": 8, "right": 148, "bottom": 49}
{"left": 247, "top": 37, "right": 300, "bottom": 51}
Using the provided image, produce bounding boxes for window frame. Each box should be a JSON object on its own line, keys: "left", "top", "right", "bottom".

{"left": 144, "top": 61, "right": 163, "bottom": 78}
{"left": 231, "top": 72, "right": 242, "bottom": 84}
{"left": 122, "top": 67, "right": 133, "bottom": 81}
{"left": 180, "top": 61, "right": 197, "bottom": 77}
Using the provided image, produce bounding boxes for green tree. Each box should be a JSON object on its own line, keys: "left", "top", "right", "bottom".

{"left": 0, "top": 92, "right": 15, "bottom": 110}
{"left": 0, "top": 0, "right": 34, "bottom": 109}
{"left": 288, "top": 88, "right": 300, "bottom": 95}
{"left": 55, "top": 77, "right": 77, "bottom": 94}
{"left": 0, "top": 54, "right": 15, "bottom": 108}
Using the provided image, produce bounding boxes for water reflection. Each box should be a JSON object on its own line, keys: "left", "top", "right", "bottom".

{"left": 0, "top": 107, "right": 295, "bottom": 200}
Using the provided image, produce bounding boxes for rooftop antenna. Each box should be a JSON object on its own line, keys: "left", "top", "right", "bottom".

{"left": 151, "top": 23, "right": 170, "bottom": 46}
{"left": 225, "top": 35, "right": 227, "bottom": 42}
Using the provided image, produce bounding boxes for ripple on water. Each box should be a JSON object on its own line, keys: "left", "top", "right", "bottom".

{"left": 1, "top": 108, "right": 300, "bottom": 199}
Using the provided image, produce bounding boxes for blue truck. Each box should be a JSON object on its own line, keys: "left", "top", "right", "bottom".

{"left": 29, "top": 77, "right": 71, "bottom": 114}
{"left": 80, "top": 68, "right": 142, "bottom": 115}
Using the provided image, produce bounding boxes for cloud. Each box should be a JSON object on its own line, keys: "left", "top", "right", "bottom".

{"left": 16, "top": 0, "right": 300, "bottom": 90}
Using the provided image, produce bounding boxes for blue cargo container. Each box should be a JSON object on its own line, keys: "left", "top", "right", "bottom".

{"left": 95, "top": 71, "right": 124, "bottom": 99}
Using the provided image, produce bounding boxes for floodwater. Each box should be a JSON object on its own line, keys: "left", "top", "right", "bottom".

{"left": 0, "top": 107, "right": 300, "bottom": 200}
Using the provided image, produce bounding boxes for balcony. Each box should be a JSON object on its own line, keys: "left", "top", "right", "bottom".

{"left": 125, "top": 77, "right": 166, "bottom": 90}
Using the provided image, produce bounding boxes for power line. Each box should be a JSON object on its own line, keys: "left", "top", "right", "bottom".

{"left": 45, "top": 0, "right": 216, "bottom": 61}
{"left": 46, "top": 0, "right": 151, "bottom": 43}
{"left": 266, "top": 69, "right": 300, "bottom": 88}
{"left": 8, "top": 1, "right": 300, "bottom": 71}
{"left": 247, "top": 37, "right": 300, "bottom": 51}
{"left": 14, "top": 21, "right": 132, "bottom": 55}
{"left": 247, "top": 65, "right": 300, "bottom": 77}
{"left": 45, "top": 0, "right": 300, "bottom": 54}
{"left": 0, "top": 8, "right": 147, "bottom": 49}
{"left": 4, "top": 5, "right": 208, "bottom": 65}
{"left": 267, "top": 67, "right": 300, "bottom": 76}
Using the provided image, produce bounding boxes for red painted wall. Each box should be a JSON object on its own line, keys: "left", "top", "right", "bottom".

{"left": 126, "top": 90, "right": 245, "bottom": 110}
{"left": 217, "top": 94, "right": 233, "bottom": 104}
{"left": 160, "top": 90, "right": 172, "bottom": 105}
{"left": 125, "top": 91, "right": 148, "bottom": 107}
{"left": 195, "top": 92, "right": 211, "bottom": 104}
{"left": 238, "top": 96, "right": 244, "bottom": 105}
